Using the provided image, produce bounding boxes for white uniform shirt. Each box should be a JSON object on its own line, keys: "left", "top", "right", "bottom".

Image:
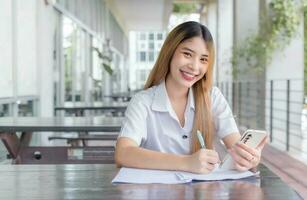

{"left": 118, "top": 81, "right": 238, "bottom": 155}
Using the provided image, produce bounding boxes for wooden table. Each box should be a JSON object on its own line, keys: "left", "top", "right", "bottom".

{"left": 0, "top": 164, "right": 302, "bottom": 199}
{"left": 54, "top": 102, "right": 128, "bottom": 116}
{"left": 0, "top": 117, "right": 123, "bottom": 164}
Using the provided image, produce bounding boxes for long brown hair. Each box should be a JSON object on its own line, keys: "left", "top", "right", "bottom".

{"left": 144, "top": 21, "right": 215, "bottom": 152}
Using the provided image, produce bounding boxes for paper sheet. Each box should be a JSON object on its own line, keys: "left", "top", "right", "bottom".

{"left": 112, "top": 167, "right": 189, "bottom": 184}
{"left": 176, "top": 168, "right": 258, "bottom": 182}
{"left": 112, "top": 167, "right": 258, "bottom": 184}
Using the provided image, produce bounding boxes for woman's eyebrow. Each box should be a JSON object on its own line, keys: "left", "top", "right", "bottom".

{"left": 182, "top": 47, "right": 208, "bottom": 57}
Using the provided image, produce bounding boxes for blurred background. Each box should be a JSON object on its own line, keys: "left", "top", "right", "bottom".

{"left": 0, "top": 0, "right": 306, "bottom": 194}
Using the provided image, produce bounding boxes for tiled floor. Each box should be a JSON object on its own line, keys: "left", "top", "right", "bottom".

{"left": 262, "top": 145, "right": 307, "bottom": 199}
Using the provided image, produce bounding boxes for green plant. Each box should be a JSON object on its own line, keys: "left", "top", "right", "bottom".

{"left": 173, "top": 3, "right": 197, "bottom": 13}
{"left": 232, "top": 0, "right": 301, "bottom": 79}
{"left": 93, "top": 47, "right": 113, "bottom": 75}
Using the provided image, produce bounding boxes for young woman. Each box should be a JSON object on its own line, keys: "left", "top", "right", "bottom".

{"left": 115, "top": 21, "right": 267, "bottom": 174}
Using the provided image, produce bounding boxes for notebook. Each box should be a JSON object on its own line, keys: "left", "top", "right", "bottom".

{"left": 112, "top": 167, "right": 258, "bottom": 184}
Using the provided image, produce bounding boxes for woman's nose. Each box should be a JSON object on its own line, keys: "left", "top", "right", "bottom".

{"left": 190, "top": 59, "right": 200, "bottom": 71}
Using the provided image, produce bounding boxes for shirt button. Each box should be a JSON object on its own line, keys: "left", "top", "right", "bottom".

{"left": 182, "top": 135, "right": 188, "bottom": 139}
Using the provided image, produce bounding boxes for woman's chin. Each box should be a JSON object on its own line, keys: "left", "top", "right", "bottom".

{"left": 178, "top": 80, "right": 195, "bottom": 88}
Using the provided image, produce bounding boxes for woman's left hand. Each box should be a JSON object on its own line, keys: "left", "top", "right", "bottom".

{"left": 228, "top": 136, "right": 268, "bottom": 171}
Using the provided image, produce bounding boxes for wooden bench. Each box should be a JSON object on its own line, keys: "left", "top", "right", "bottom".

{"left": 262, "top": 145, "right": 307, "bottom": 199}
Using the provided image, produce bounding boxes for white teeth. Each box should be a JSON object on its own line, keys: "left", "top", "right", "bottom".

{"left": 182, "top": 71, "right": 195, "bottom": 78}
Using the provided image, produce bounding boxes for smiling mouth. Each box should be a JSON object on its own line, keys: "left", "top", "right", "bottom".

{"left": 179, "top": 69, "right": 198, "bottom": 81}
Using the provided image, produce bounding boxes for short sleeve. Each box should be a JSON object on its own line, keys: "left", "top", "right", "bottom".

{"left": 211, "top": 87, "right": 239, "bottom": 139}
{"left": 118, "top": 93, "right": 148, "bottom": 146}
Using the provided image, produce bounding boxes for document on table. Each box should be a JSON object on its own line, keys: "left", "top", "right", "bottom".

{"left": 112, "top": 167, "right": 259, "bottom": 184}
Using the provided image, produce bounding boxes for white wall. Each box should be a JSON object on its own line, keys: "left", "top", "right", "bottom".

{"left": 201, "top": 1, "right": 217, "bottom": 83}
{"left": 216, "top": 0, "right": 233, "bottom": 102}
{"left": 16, "top": 0, "right": 37, "bottom": 96}
{"left": 0, "top": 1, "right": 13, "bottom": 98}
{"left": 36, "top": 0, "right": 57, "bottom": 117}
{"left": 234, "top": 0, "right": 259, "bottom": 44}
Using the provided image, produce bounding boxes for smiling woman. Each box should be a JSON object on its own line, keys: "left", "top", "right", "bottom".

{"left": 168, "top": 37, "right": 209, "bottom": 87}
{"left": 115, "top": 21, "right": 268, "bottom": 174}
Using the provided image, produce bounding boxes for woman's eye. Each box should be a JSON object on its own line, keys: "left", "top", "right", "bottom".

{"left": 200, "top": 58, "right": 208, "bottom": 63}
{"left": 183, "top": 52, "right": 192, "bottom": 57}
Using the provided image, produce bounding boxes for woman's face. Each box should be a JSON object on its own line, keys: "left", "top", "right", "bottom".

{"left": 167, "top": 36, "right": 209, "bottom": 89}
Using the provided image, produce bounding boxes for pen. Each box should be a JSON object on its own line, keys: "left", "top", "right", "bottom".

{"left": 197, "top": 130, "right": 206, "bottom": 149}
{"left": 219, "top": 154, "right": 229, "bottom": 167}
{"left": 197, "top": 130, "right": 221, "bottom": 168}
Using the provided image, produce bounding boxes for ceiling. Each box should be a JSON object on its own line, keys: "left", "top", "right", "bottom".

{"left": 106, "top": 0, "right": 174, "bottom": 32}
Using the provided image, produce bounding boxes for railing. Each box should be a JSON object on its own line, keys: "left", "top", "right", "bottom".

{"left": 218, "top": 79, "right": 306, "bottom": 156}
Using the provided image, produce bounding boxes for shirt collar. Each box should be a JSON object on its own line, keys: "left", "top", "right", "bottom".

{"left": 151, "top": 80, "right": 195, "bottom": 112}
{"left": 188, "top": 87, "right": 195, "bottom": 111}
{"left": 151, "top": 81, "right": 169, "bottom": 112}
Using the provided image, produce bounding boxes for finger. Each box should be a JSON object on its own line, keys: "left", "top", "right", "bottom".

{"left": 203, "top": 162, "right": 215, "bottom": 171}
{"left": 200, "top": 161, "right": 214, "bottom": 169}
{"left": 204, "top": 149, "right": 219, "bottom": 157}
{"left": 235, "top": 163, "right": 249, "bottom": 172}
{"left": 233, "top": 144, "right": 254, "bottom": 161}
{"left": 253, "top": 150, "right": 261, "bottom": 159}
{"left": 236, "top": 142, "right": 258, "bottom": 156}
{"left": 251, "top": 155, "right": 260, "bottom": 167}
{"left": 230, "top": 149, "right": 251, "bottom": 167}
{"left": 249, "top": 153, "right": 260, "bottom": 169}
{"left": 205, "top": 156, "right": 220, "bottom": 165}
{"left": 256, "top": 136, "right": 269, "bottom": 150}
{"left": 200, "top": 151, "right": 220, "bottom": 162}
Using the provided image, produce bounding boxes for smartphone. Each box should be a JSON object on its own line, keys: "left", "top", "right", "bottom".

{"left": 220, "top": 129, "right": 267, "bottom": 170}
{"left": 239, "top": 129, "right": 267, "bottom": 148}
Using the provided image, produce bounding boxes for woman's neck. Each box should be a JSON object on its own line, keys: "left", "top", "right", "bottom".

{"left": 165, "top": 77, "right": 189, "bottom": 101}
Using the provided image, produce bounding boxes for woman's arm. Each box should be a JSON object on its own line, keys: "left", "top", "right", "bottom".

{"left": 222, "top": 132, "right": 241, "bottom": 149}
{"left": 115, "top": 137, "right": 220, "bottom": 174}
{"left": 222, "top": 132, "right": 268, "bottom": 171}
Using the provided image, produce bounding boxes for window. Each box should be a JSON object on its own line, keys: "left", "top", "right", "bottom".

{"left": 18, "top": 99, "right": 36, "bottom": 117}
{"left": 63, "top": 17, "right": 74, "bottom": 102}
{"left": 157, "top": 33, "right": 163, "bottom": 40}
{"left": 140, "top": 33, "right": 146, "bottom": 40}
{"left": 138, "top": 69, "right": 149, "bottom": 84}
{"left": 140, "top": 69, "right": 147, "bottom": 81}
{"left": 92, "top": 38, "right": 103, "bottom": 101}
{"left": 149, "top": 33, "right": 154, "bottom": 40}
{"left": 74, "top": 28, "right": 87, "bottom": 102}
{"left": 62, "top": 16, "right": 89, "bottom": 103}
{"left": 148, "top": 51, "right": 154, "bottom": 62}
{"left": 111, "top": 53, "right": 122, "bottom": 93}
{"left": 139, "top": 42, "right": 146, "bottom": 50}
{"left": 0, "top": 104, "right": 10, "bottom": 117}
{"left": 149, "top": 42, "right": 154, "bottom": 50}
{"left": 140, "top": 51, "right": 146, "bottom": 62}
{"left": 157, "top": 42, "right": 163, "bottom": 50}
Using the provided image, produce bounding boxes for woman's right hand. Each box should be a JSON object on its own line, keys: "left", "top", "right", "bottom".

{"left": 185, "top": 149, "right": 220, "bottom": 174}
